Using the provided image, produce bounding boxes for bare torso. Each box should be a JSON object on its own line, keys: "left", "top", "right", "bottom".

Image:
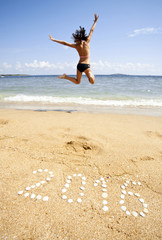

{"left": 75, "top": 41, "right": 90, "bottom": 64}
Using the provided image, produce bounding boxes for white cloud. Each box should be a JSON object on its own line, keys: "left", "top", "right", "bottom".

{"left": 24, "top": 60, "right": 72, "bottom": 70}
{"left": 24, "top": 60, "right": 77, "bottom": 72}
{"left": 91, "top": 61, "right": 159, "bottom": 75}
{"left": 128, "top": 27, "right": 162, "bottom": 37}
{"left": 15, "top": 62, "right": 23, "bottom": 71}
{"left": 0, "top": 60, "right": 161, "bottom": 75}
{"left": 25, "top": 60, "right": 45, "bottom": 68}
{"left": 2, "top": 62, "right": 12, "bottom": 69}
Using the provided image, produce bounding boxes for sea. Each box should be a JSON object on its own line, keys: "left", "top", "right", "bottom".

{"left": 0, "top": 74, "right": 162, "bottom": 116}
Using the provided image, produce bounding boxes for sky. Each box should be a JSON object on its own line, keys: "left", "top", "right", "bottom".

{"left": 0, "top": 0, "right": 162, "bottom": 75}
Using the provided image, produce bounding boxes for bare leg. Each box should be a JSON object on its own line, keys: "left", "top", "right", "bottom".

{"left": 84, "top": 68, "right": 95, "bottom": 84}
{"left": 58, "top": 70, "right": 82, "bottom": 84}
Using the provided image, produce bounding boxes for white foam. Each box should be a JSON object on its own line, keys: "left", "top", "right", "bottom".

{"left": 4, "top": 95, "right": 162, "bottom": 107}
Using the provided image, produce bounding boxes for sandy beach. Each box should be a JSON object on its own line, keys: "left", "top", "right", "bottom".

{"left": 0, "top": 109, "right": 161, "bottom": 240}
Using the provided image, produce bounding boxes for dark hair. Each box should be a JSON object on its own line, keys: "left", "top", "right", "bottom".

{"left": 72, "top": 26, "right": 88, "bottom": 42}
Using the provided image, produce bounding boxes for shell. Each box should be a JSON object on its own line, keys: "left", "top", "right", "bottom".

{"left": 31, "top": 185, "right": 35, "bottom": 188}
{"left": 82, "top": 177, "right": 86, "bottom": 181}
{"left": 121, "top": 206, "right": 126, "bottom": 211}
{"left": 100, "top": 177, "right": 104, "bottom": 181}
{"left": 102, "top": 189, "right": 107, "bottom": 192}
{"left": 128, "top": 191, "right": 133, "bottom": 196}
{"left": 68, "top": 199, "right": 73, "bottom": 203}
{"left": 94, "top": 183, "right": 98, "bottom": 187}
{"left": 143, "top": 208, "right": 149, "bottom": 213}
{"left": 62, "top": 195, "right": 67, "bottom": 200}
{"left": 38, "top": 169, "right": 43, "bottom": 173}
{"left": 24, "top": 193, "right": 29, "bottom": 197}
{"left": 102, "top": 200, "right": 108, "bottom": 205}
{"left": 126, "top": 211, "right": 130, "bottom": 215}
{"left": 121, "top": 185, "right": 125, "bottom": 189}
{"left": 36, "top": 183, "right": 41, "bottom": 187}
{"left": 33, "top": 171, "right": 37, "bottom": 174}
{"left": 77, "top": 198, "right": 82, "bottom": 203}
{"left": 78, "top": 174, "right": 82, "bottom": 177}
{"left": 102, "top": 193, "right": 108, "bottom": 198}
{"left": 43, "top": 196, "right": 49, "bottom": 201}
{"left": 132, "top": 211, "right": 138, "bottom": 217}
{"left": 102, "top": 184, "right": 107, "bottom": 188}
{"left": 36, "top": 195, "right": 42, "bottom": 200}
{"left": 95, "top": 180, "right": 100, "bottom": 183}
{"left": 67, "top": 176, "right": 72, "bottom": 179}
{"left": 80, "top": 192, "right": 84, "bottom": 196}
{"left": 134, "top": 193, "right": 140, "bottom": 197}
{"left": 50, "top": 175, "right": 54, "bottom": 178}
{"left": 41, "top": 181, "right": 46, "bottom": 184}
{"left": 49, "top": 171, "right": 53, "bottom": 174}
{"left": 140, "top": 212, "right": 145, "bottom": 217}
{"left": 143, "top": 203, "right": 148, "bottom": 208}
{"left": 121, "top": 194, "right": 125, "bottom": 199}
{"left": 139, "top": 198, "right": 144, "bottom": 203}
{"left": 30, "top": 194, "right": 36, "bottom": 199}
{"left": 102, "top": 206, "right": 108, "bottom": 211}
{"left": 132, "top": 181, "right": 136, "bottom": 185}
{"left": 120, "top": 200, "right": 124, "bottom": 204}
{"left": 46, "top": 178, "right": 51, "bottom": 182}
{"left": 73, "top": 174, "right": 77, "bottom": 177}
{"left": 62, "top": 188, "right": 67, "bottom": 193}
{"left": 137, "top": 182, "right": 142, "bottom": 186}
{"left": 64, "top": 183, "right": 69, "bottom": 188}
{"left": 18, "top": 191, "right": 23, "bottom": 195}
{"left": 26, "top": 187, "right": 31, "bottom": 191}
{"left": 80, "top": 186, "right": 85, "bottom": 190}
{"left": 44, "top": 169, "right": 48, "bottom": 172}
{"left": 66, "top": 179, "right": 71, "bottom": 184}
{"left": 82, "top": 181, "right": 86, "bottom": 185}
{"left": 122, "top": 190, "right": 127, "bottom": 195}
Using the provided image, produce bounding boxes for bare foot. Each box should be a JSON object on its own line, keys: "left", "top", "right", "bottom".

{"left": 58, "top": 73, "right": 66, "bottom": 79}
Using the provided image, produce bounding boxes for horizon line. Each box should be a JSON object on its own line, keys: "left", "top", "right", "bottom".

{"left": 1, "top": 73, "right": 162, "bottom": 77}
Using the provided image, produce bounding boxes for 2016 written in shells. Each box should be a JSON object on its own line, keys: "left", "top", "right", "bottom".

{"left": 18, "top": 168, "right": 149, "bottom": 218}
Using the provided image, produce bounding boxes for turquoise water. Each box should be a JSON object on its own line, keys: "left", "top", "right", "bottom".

{"left": 0, "top": 74, "right": 162, "bottom": 114}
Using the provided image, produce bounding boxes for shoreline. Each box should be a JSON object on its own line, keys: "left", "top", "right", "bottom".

{"left": 0, "top": 103, "right": 162, "bottom": 117}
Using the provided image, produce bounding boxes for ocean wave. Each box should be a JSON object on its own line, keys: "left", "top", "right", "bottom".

{"left": 2, "top": 94, "right": 162, "bottom": 107}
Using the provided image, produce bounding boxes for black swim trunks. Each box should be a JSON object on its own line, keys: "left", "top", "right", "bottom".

{"left": 77, "top": 63, "right": 90, "bottom": 73}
